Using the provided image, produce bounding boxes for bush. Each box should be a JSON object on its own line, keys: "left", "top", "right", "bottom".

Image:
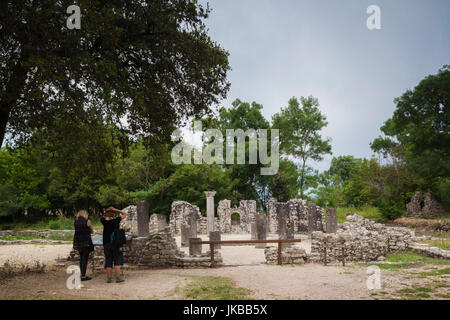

{"left": 48, "top": 220, "right": 60, "bottom": 230}
{"left": 376, "top": 195, "right": 406, "bottom": 220}
{"left": 48, "top": 217, "right": 74, "bottom": 230}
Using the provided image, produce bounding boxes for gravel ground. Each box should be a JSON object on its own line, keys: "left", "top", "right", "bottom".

{"left": 176, "top": 234, "right": 311, "bottom": 266}
{"left": 0, "top": 244, "right": 73, "bottom": 267}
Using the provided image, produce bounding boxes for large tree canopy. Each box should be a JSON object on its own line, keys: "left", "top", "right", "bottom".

{"left": 371, "top": 65, "right": 449, "bottom": 178}
{"left": 0, "top": 0, "right": 230, "bottom": 146}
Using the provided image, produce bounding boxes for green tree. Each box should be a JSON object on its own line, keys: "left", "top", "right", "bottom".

{"left": 309, "top": 171, "right": 343, "bottom": 208}
{"left": 371, "top": 65, "right": 449, "bottom": 212}
{"left": 272, "top": 96, "right": 332, "bottom": 198}
{"left": 268, "top": 159, "right": 300, "bottom": 202}
{"left": 144, "top": 164, "right": 238, "bottom": 217}
{"left": 329, "top": 156, "right": 362, "bottom": 185}
{"left": 217, "top": 99, "right": 271, "bottom": 206}
{"left": 0, "top": 148, "right": 50, "bottom": 218}
{"left": 0, "top": 0, "right": 230, "bottom": 146}
{"left": 371, "top": 65, "right": 449, "bottom": 179}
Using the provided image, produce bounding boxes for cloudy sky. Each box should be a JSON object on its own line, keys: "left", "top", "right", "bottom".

{"left": 198, "top": 0, "right": 450, "bottom": 172}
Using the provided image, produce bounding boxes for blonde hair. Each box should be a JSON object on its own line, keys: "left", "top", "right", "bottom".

{"left": 76, "top": 210, "right": 89, "bottom": 220}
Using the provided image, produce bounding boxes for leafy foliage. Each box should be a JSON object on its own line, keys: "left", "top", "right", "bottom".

{"left": 0, "top": 0, "right": 230, "bottom": 147}
{"left": 272, "top": 96, "right": 332, "bottom": 198}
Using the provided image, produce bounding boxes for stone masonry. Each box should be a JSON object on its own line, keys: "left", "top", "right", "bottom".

{"left": 69, "top": 227, "right": 222, "bottom": 268}
{"left": 405, "top": 191, "right": 447, "bottom": 218}
{"left": 217, "top": 199, "right": 257, "bottom": 234}
{"left": 309, "top": 213, "right": 415, "bottom": 263}
{"left": 268, "top": 198, "right": 324, "bottom": 234}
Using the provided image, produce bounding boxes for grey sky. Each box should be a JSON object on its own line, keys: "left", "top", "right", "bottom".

{"left": 200, "top": 0, "right": 450, "bottom": 172}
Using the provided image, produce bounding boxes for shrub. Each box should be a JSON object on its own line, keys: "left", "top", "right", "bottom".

{"left": 48, "top": 217, "right": 74, "bottom": 230}
{"left": 376, "top": 195, "right": 406, "bottom": 220}
{"left": 48, "top": 220, "right": 60, "bottom": 230}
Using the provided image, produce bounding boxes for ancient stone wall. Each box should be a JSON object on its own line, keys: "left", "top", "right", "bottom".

{"left": 265, "top": 246, "right": 308, "bottom": 265}
{"left": 411, "top": 243, "right": 450, "bottom": 260}
{"left": 169, "top": 201, "right": 202, "bottom": 235}
{"left": 405, "top": 191, "right": 447, "bottom": 218}
{"left": 309, "top": 213, "right": 414, "bottom": 263}
{"left": 69, "top": 227, "right": 222, "bottom": 268}
{"left": 268, "top": 198, "right": 324, "bottom": 234}
{"left": 120, "top": 205, "right": 138, "bottom": 235}
{"left": 196, "top": 217, "right": 220, "bottom": 234}
{"left": 217, "top": 200, "right": 256, "bottom": 234}
{"left": 149, "top": 214, "right": 167, "bottom": 233}
{"left": 121, "top": 206, "right": 167, "bottom": 235}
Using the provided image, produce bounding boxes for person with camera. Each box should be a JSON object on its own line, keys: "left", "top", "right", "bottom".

{"left": 101, "top": 206, "right": 128, "bottom": 283}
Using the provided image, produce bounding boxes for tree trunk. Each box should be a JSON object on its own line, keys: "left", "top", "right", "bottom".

{"left": 0, "top": 103, "right": 10, "bottom": 147}
{"left": 0, "top": 52, "right": 30, "bottom": 147}
{"left": 299, "top": 159, "right": 306, "bottom": 199}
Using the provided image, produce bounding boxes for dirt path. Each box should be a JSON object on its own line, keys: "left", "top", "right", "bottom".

{"left": 0, "top": 263, "right": 369, "bottom": 300}
{"left": 1, "top": 262, "right": 448, "bottom": 300}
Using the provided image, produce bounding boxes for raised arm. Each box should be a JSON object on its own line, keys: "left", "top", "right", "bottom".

{"left": 114, "top": 207, "right": 128, "bottom": 220}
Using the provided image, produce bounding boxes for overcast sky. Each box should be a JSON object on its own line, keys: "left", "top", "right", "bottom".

{"left": 198, "top": 0, "right": 450, "bottom": 172}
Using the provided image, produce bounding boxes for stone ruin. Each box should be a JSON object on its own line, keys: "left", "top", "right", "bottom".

{"left": 309, "top": 213, "right": 415, "bottom": 263}
{"left": 218, "top": 199, "right": 257, "bottom": 234}
{"left": 121, "top": 205, "right": 167, "bottom": 235}
{"left": 405, "top": 191, "right": 447, "bottom": 219}
{"left": 67, "top": 192, "right": 431, "bottom": 269}
{"left": 168, "top": 196, "right": 339, "bottom": 238}
{"left": 268, "top": 198, "right": 326, "bottom": 234}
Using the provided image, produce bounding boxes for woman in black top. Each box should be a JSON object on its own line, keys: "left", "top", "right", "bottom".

{"left": 73, "top": 210, "right": 94, "bottom": 281}
{"left": 101, "top": 206, "right": 128, "bottom": 283}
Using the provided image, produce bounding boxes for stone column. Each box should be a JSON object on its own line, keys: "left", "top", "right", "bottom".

{"left": 308, "top": 202, "right": 322, "bottom": 234}
{"left": 325, "top": 207, "right": 338, "bottom": 233}
{"left": 137, "top": 200, "right": 150, "bottom": 237}
{"left": 209, "top": 231, "right": 221, "bottom": 249}
{"left": 255, "top": 213, "right": 267, "bottom": 249}
{"left": 204, "top": 191, "right": 216, "bottom": 234}
{"left": 189, "top": 238, "right": 202, "bottom": 256}
{"left": 278, "top": 203, "right": 294, "bottom": 250}
{"left": 181, "top": 213, "right": 197, "bottom": 247}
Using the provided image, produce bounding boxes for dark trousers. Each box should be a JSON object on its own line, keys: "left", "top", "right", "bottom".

{"left": 78, "top": 248, "right": 90, "bottom": 277}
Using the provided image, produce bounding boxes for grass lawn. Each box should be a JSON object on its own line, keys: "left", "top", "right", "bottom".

{"left": 181, "top": 276, "right": 252, "bottom": 300}
{"left": 0, "top": 233, "right": 73, "bottom": 242}
{"left": 336, "top": 206, "right": 385, "bottom": 224}
{"left": 371, "top": 251, "right": 450, "bottom": 270}
{"left": 0, "top": 216, "right": 103, "bottom": 231}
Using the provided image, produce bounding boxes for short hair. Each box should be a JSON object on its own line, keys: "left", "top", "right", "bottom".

{"left": 76, "top": 210, "right": 89, "bottom": 220}
{"left": 104, "top": 208, "right": 115, "bottom": 218}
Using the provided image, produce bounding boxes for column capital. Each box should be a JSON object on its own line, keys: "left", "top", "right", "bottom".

{"left": 204, "top": 191, "right": 216, "bottom": 198}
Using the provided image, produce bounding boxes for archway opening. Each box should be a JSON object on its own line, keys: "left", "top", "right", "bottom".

{"left": 231, "top": 212, "right": 241, "bottom": 226}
